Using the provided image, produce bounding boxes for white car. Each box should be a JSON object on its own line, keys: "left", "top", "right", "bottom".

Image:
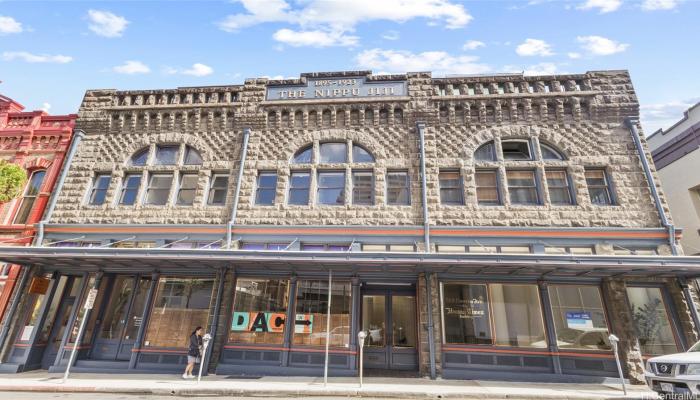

{"left": 645, "top": 341, "right": 700, "bottom": 397}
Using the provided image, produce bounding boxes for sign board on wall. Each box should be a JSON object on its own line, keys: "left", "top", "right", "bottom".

{"left": 566, "top": 311, "right": 594, "bottom": 330}
{"left": 266, "top": 76, "right": 407, "bottom": 101}
{"left": 28, "top": 277, "right": 50, "bottom": 295}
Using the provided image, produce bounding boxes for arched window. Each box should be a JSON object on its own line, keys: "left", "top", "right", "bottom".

{"left": 502, "top": 139, "right": 532, "bottom": 160}
{"left": 540, "top": 143, "right": 565, "bottom": 160}
{"left": 13, "top": 170, "right": 46, "bottom": 224}
{"left": 286, "top": 141, "right": 377, "bottom": 206}
{"left": 474, "top": 141, "right": 496, "bottom": 161}
{"left": 352, "top": 144, "right": 374, "bottom": 163}
{"left": 439, "top": 106, "right": 449, "bottom": 123}
{"left": 183, "top": 146, "right": 203, "bottom": 165}
{"left": 292, "top": 145, "right": 313, "bottom": 164}
{"left": 129, "top": 147, "right": 149, "bottom": 166}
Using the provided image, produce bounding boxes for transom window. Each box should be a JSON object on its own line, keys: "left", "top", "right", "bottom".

{"left": 128, "top": 144, "right": 202, "bottom": 167}
{"left": 502, "top": 139, "right": 532, "bottom": 160}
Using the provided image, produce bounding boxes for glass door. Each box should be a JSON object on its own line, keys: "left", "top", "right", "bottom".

{"left": 41, "top": 276, "right": 83, "bottom": 369}
{"left": 361, "top": 287, "right": 418, "bottom": 370}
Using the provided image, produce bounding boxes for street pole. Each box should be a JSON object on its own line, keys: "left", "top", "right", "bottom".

{"left": 63, "top": 287, "right": 97, "bottom": 383}
{"left": 323, "top": 270, "right": 332, "bottom": 387}
{"left": 357, "top": 331, "right": 367, "bottom": 388}
{"left": 197, "top": 334, "right": 212, "bottom": 383}
{"left": 609, "top": 334, "right": 627, "bottom": 396}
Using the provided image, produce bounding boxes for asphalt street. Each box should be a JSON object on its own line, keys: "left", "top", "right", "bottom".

{"left": 0, "top": 394, "right": 377, "bottom": 400}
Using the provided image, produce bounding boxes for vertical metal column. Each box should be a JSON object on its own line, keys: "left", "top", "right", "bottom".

{"left": 416, "top": 122, "right": 430, "bottom": 252}
{"left": 128, "top": 272, "right": 159, "bottom": 370}
{"left": 282, "top": 276, "right": 297, "bottom": 367}
{"left": 538, "top": 281, "right": 562, "bottom": 374}
{"left": 323, "top": 270, "right": 332, "bottom": 386}
{"left": 202, "top": 267, "right": 227, "bottom": 374}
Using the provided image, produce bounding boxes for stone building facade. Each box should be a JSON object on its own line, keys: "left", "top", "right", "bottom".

{"left": 0, "top": 94, "right": 76, "bottom": 327}
{"left": 0, "top": 71, "right": 698, "bottom": 384}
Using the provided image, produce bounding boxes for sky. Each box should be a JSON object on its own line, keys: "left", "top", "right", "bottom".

{"left": 0, "top": 0, "right": 698, "bottom": 134}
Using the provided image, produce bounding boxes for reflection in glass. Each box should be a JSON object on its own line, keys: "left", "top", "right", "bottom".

{"left": 362, "top": 295, "right": 385, "bottom": 347}
{"left": 317, "top": 172, "right": 345, "bottom": 205}
{"left": 293, "top": 280, "right": 351, "bottom": 347}
{"left": 319, "top": 143, "right": 347, "bottom": 163}
{"left": 549, "top": 285, "right": 611, "bottom": 350}
{"left": 626, "top": 287, "right": 678, "bottom": 355}
{"left": 229, "top": 279, "right": 289, "bottom": 344}
{"left": 392, "top": 296, "right": 416, "bottom": 348}
{"left": 442, "top": 283, "right": 492, "bottom": 344}
{"left": 490, "top": 284, "right": 546, "bottom": 348}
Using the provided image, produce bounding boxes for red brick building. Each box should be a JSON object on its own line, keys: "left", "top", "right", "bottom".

{"left": 0, "top": 95, "right": 76, "bottom": 321}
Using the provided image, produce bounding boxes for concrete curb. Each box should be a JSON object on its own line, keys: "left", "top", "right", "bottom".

{"left": 0, "top": 384, "right": 656, "bottom": 399}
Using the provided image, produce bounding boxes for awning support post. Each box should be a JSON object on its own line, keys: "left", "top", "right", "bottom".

{"left": 323, "top": 269, "right": 332, "bottom": 387}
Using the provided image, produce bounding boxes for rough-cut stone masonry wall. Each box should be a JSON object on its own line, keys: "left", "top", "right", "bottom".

{"left": 50, "top": 70, "right": 671, "bottom": 230}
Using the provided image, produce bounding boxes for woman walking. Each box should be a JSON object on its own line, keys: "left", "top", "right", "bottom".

{"left": 183, "top": 326, "right": 203, "bottom": 379}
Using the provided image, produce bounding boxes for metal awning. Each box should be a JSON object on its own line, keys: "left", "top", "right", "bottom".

{"left": 1, "top": 246, "right": 700, "bottom": 278}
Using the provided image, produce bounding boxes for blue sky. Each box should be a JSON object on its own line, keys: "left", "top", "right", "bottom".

{"left": 1, "top": 0, "right": 698, "bottom": 133}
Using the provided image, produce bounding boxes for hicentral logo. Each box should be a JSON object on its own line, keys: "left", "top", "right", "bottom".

{"left": 266, "top": 76, "right": 406, "bottom": 101}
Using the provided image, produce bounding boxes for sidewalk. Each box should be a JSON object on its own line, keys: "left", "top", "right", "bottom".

{"left": 0, "top": 371, "right": 659, "bottom": 399}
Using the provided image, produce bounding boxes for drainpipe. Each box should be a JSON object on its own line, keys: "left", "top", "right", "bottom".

{"left": 417, "top": 122, "right": 436, "bottom": 379}
{"left": 624, "top": 119, "right": 678, "bottom": 255}
{"left": 36, "top": 129, "right": 85, "bottom": 246}
{"left": 226, "top": 127, "right": 250, "bottom": 249}
{"left": 417, "top": 122, "right": 430, "bottom": 252}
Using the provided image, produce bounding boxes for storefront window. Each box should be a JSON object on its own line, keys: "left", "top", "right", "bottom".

{"left": 293, "top": 280, "right": 351, "bottom": 348}
{"left": 490, "top": 284, "right": 546, "bottom": 348}
{"left": 18, "top": 274, "right": 64, "bottom": 343}
{"left": 548, "top": 285, "right": 611, "bottom": 350}
{"left": 626, "top": 286, "right": 679, "bottom": 355}
{"left": 229, "top": 278, "right": 289, "bottom": 344}
{"left": 144, "top": 277, "right": 214, "bottom": 348}
{"left": 441, "top": 283, "right": 492, "bottom": 345}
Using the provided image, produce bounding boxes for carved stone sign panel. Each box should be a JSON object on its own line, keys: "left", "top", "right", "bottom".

{"left": 266, "top": 76, "right": 407, "bottom": 101}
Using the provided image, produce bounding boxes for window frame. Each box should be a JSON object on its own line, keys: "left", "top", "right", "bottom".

{"left": 547, "top": 283, "right": 612, "bottom": 352}
{"left": 144, "top": 172, "right": 174, "bottom": 206}
{"left": 585, "top": 168, "right": 615, "bottom": 206}
{"left": 176, "top": 173, "right": 199, "bottom": 206}
{"left": 475, "top": 169, "right": 501, "bottom": 206}
{"left": 319, "top": 142, "right": 348, "bottom": 164}
{"left": 474, "top": 141, "right": 497, "bottom": 162}
{"left": 87, "top": 173, "right": 111, "bottom": 206}
{"left": 386, "top": 170, "right": 411, "bottom": 206}
{"left": 207, "top": 173, "right": 229, "bottom": 206}
{"left": 351, "top": 170, "right": 374, "bottom": 206}
{"left": 288, "top": 170, "right": 311, "bottom": 206}
{"left": 13, "top": 169, "right": 47, "bottom": 225}
{"left": 316, "top": 170, "right": 346, "bottom": 206}
{"left": 506, "top": 169, "right": 540, "bottom": 205}
{"left": 439, "top": 169, "right": 464, "bottom": 206}
{"left": 153, "top": 144, "right": 180, "bottom": 166}
{"left": 118, "top": 173, "right": 143, "bottom": 206}
{"left": 545, "top": 169, "right": 575, "bottom": 206}
{"left": 501, "top": 139, "right": 533, "bottom": 161}
{"left": 254, "top": 171, "right": 278, "bottom": 206}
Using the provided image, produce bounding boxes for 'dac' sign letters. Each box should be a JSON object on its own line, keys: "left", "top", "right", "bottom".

{"left": 231, "top": 312, "right": 314, "bottom": 333}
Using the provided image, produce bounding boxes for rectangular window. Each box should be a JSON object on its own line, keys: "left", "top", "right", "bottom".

{"left": 352, "top": 171, "right": 373, "bottom": 205}
{"left": 241, "top": 243, "right": 289, "bottom": 250}
{"left": 626, "top": 286, "right": 679, "bottom": 355}
{"left": 387, "top": 171, "right": 410, "bottom": 205}
{"left": 288, "top": 171, "right": 310, "bottom": 205}
{"left": 88, "top": 174, "right": 111, "bottom": 205}
{"left": 545, "top": 246, "right": 595, "bottom": 255}
{"left": 229, "top": 278, "right": 289, "bottom": 344}
{"left": 317, "top": 171, "right": 345, "bottom": 205}
{"left": 301, "top": 243, "right": 351, "bottom": 251}
{"left": 546, "top": 170, "right": 573, "bottom": 205}
{"left": 207, "top": 174, "right": 228, "bottom": 205}
{"left": 13, "top": 170, "right": 46, "bottom": 224}
{"left": 439, "top": 170, "right": 463, "bottom": 205}
{"left": 489, "top": 284, "right": 546, "bottom": 347}
{"left": 468, "top": 245, "right": 497, "bottom": 253}
{"left": 476, "top": 170, "right": 500, "bottom": 205}
{"left": 549, "top": 285, "right": 611, "bottom": 350}
{"left": 436, "top": 245, "right": 468, "bottom": 253}
{"left": 502, "top": 140, "right": 532, "bottom": 160}
{"left": 293, "top": 280, "right": 352, "bottom": 347}
{"left": 145, "top": 173, "right": 173, "bottom": 205}
{"left": 585, "top": 169, "right": 614, "bottom": 205}
{"left": 442, "top": 283, "right": 492, "bottom": 345}
{"left": 176, "top": 173, "right": 198, "bottom": 205}
{"left": 507, "top": 170, "right": 539, "bottom": 205}
{"left": 255, "top": 172, "right": 277, "bottom": 205}
{"left": 119, "top": 174, "right": 142, "bottom": 205}
{"left": 319, "top": 142, "right": 347, "bottom": 163}
{"left": 144, "top": 277, "right": 214, "bottom": 348}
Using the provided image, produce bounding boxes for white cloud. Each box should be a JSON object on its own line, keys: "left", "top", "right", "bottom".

{"left": 568, "top": 52, "right": 582, "bottom": 59}
{"left": 219, "top": 0, "right": 472, "bottom": 47}
{"left": 273, "top": 28, "right": 359, "bottom": 47}
{"left": 641, "top": 0, "right": 681, "bottom": 10}
{"left": 87, "top": 9, "right": 128, "bottom": 38}
{"left": 356, "top": 48, "right": 490, "bottom": 75}
{"left": 0, "top": 15, "right": 23, "bottom": 34}
{"left": 503, "top": 62, "right": 559, "bottom": 76}
{"left": 462, "top": 40, "right": 485, "bottom": 51}
{"left": 577, "top": 0, "right": 622, "bottom": 13}
{"left": 577, "top": 35, "right": 628, "bottom": 55}
{"left": 2, "top": 51, "right": 72, "bottom": 64}
{"left": 40, "top": 102, "right": 51, "bottom": 112}
{"left": 112, "top": 60, "right": 150, "bottom": 74}
{"left": 641, "top": 98, "right": 699, "bottom": 133}
{"left": 515, "top": 38, "right": 554, "bottom": 56}
{"left": 382, "top": 30, "right": 400, "bottom": 41}
{"left": 183, "top": 63, "right": 214, "bottom": 77}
